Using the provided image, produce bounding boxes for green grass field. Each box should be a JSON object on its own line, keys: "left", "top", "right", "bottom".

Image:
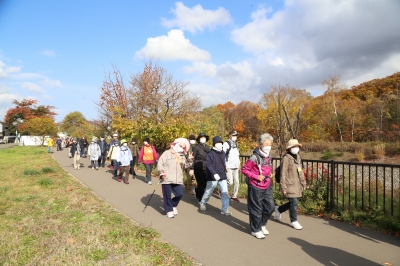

{"left": 0, "top": 146, "right": 193, "bottom": 265}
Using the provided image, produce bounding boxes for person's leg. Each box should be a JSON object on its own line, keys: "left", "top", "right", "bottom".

{"left": 144, "top": 163, "right": 153, "bottom": 183}
{"left": 247, "top": 184, "right": 263, "bottom": 233}
{"left": 232, "top": 168, "right": 240, "bottom": 199}
{"left": 132, "top": 156, "right": 137, "bottom": 175}
{"left": 112, "top": 160, "right": 118, "bottom": 176}
{"left": 226, "top": 168, "right": 233, "bottom": 190}
{"left": 288, "top": 198, "right": 299, "bottom": 222}
{"left": 76, "top": 153, "right": 81, "bottom": 169}
{"left": 218, "top": 180, "right": 230, "bottom": 212}
{"left": 171, "top": 184, "right": 183, "bottom": 207}
{"left": 200, "top": 181, "right": 218, "bottom": 204}
{"left": 94, "top": 160, "right": 99, "bottom": 169}
{"left": 194, "top": 167, "right": 207, "bottom": 202}
{"left": 162, "top": 184, "right": 173, "bottom": 214}
{"left": 261, "top": 185, "right": 275, "bottom": 226}
{"left": 123, "top": 166, "right": 129, "bottom": 183}
{"left": 277, "top": 201, "right": 291, "bottom": 213}
{"left": 73, "top": 152, "right": 78, "bottom": 169}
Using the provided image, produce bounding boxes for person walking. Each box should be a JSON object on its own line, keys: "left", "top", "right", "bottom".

{"left": 242, "top": 133, "right": 275, "bottom": 239}
{"left": 199, "top": 136, "right": 232, "bottom": 216}
{"left": 158, "top": 138, "right": 190, "bottom": 218}
{"left": 116, "top": 139, "right": 132, "bottom": 184}
{"left": 223, "top": 130, "right": 241, "bottom": 203}
{"left": 184, "top": 135, "right": 196, "bottom": 195}
{"left": 46, "top": 137, "right": 54, "bottom": 153}
{"left": 107, "top": 140, "right": 121, "bottom": 177}
{"left": 109, "top": 133, "right": 120, "bottom": 147}
{"left": 56, "top": 137, "right": 62, "bottom": 151}
{"left": 128, "top": 137, "right": 140, "bottom": 177}
{"left": 80, "top": 137, "right": 88, "bottom": 158}
{"left": 67, "top": 138, "right": 73, "bottom": 158}
{"left": 66, "top": 138, "right": 82, "bottom": 170}
{"left": 97, "top": 135, "right": 108, "bottom": 168}
{"left": 191, "top": 133, "right": 211, "bottom": 202}
{"left": 138, "top": 137, "right": 158, "bottom": 185}
{"left": 275, "top": 139, "right": 306, "bottom": 230}
{"left": 88, "top": 137, "right": 101, "bottom": 170}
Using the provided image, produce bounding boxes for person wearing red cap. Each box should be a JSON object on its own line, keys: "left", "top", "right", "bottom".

{"left": 158, "top": 138, "right": 190, "bottom": 218}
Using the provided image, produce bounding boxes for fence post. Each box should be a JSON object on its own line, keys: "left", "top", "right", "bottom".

{"left": 330, "top": 160, "right": 335, "bottom": 210}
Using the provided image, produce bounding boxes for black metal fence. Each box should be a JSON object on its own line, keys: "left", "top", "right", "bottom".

{"left": 240, "top": 156, "right": 400, "bottom": 217}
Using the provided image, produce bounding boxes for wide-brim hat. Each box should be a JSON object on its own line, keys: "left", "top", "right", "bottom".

{"left": 172, "top": 138, "right": 190, "bottom": 154}
{"left": 286, "top": 139, "right": 302, "bottom": 149}
{"left": 212, "top": 136, "right": 223, "bottom": 146}
{"left": 196, "top": 133, "right": 209, "bottom": 142}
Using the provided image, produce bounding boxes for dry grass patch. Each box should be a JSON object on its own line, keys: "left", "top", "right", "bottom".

{"left": 0, "top": 146, "right": 192, "bottom": 265}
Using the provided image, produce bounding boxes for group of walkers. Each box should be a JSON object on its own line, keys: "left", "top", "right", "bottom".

{"left": 58, "top": 131, "right": 307, "bottom": 239}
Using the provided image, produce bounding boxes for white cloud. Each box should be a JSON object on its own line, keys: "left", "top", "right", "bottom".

{"left": 0, "top": 61, "right": 21, "bottom": 79}
{"left": 40, "top": 78, "right": 62, "bottom": 87}
{"left": 134, "top": 29, "right": 211, "bottom": 61}
{"left": 40, "top": 50, "right": 56, "bottom": 57}
{"left": 161, "top": 2, "right": 231, "bottom": 33}
{"left": 21, "top": 82, "right": 44, "bottom": 94}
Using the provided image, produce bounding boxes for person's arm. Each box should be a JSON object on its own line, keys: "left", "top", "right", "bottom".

{"left": 241, "top": 156, "right": 259, "bottom": 181}
{"left": 138, "top": 147, "right": 144, "bottom": 163}
{"left": 206, "top": 152, "right": 218, "bottom": 177}
{"left": 280, "top": 156, "right": 289, "bottom": 195}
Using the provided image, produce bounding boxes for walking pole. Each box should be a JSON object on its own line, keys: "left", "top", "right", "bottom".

{"left": 143, "top": 175, "right": 163, "bottom": 212}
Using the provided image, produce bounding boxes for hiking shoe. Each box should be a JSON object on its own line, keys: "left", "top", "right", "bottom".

{"left": 275, "top": 206, "right": 281, "bottom": 221}
{"left": 199, "top": 203, "right": 206, "bottom": 211}
{"left": 261, "top": 226, "right": 269, "bottom": 235}
{"left": 221, "top": 209, "right": 232, "bottom": 216}
{"left": 290, "top": 221, "right": 303, "bottom": 230}
{"left": 251, "top": 231, "right": 265, "bottom": 239}
{"left": 148, "top": 181, "right": 152, "bottom": 185}
{"left": 173, "top": 207, "right": 178, "bottom": 216}
{"left": 166, "top": 212, "right": 175, "bottom": 218}
{"left": 230, "top": 197, "right": 240, "bottom": 203}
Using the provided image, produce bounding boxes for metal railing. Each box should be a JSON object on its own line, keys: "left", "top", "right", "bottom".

{"left": 240, "top": 156, "right": 400, "bottom": 217}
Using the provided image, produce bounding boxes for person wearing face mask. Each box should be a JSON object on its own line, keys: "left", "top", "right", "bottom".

{"left": 242, "top": 133, "right": 275, "bottom": 239}
{"left": 109, "top": 133, "right": 120, "bottom": 147}
{"left": 66, "top": 137, "right": 82, "bottom": 170}
{"left": 158, "top": 138, "right": 190, "bottom": 218}
{"left": 88, "top": 137, "right": 101, "bottom": 170}
{"left": 107, "top": 140, "right": 121, "bottom": 177}
{"left": 184, "top": 135, "right": 197, "bottom": 194}
{"left": 138, "top": 137, "right": 158, "bottom": 185}
{"left": 199, "top": 136, "right": 232, "bottom": 216}
{"left": 223, "top": 130, "right": 241, "bottom": 203}
{"left": 275, "top": 139, "right": 306, "bottom": 230}
{"left": 129, "top": 137, "right": 140, "bottom": 177}
{"left": 116, "top": 139, "right": 133, "bottom": 184}
{"left": 97, "top": 135, "right": 108, "bottom": 168}
{"left": 191, "top": 133, "right": 211, "bottom": 202}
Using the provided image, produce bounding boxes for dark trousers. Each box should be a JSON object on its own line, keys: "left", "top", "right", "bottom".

{"left": 98, "top": 152, "right": 107, "bottom": 167}
{"left": 111, "top": 159, "right": 119, "bottom": 176}
{"left": 162, "top": 184, "right": 183, "bottom": 213}
{"left": 144, "top": 163, "right": 153, "bottom": 182}
{"left": 194, "top": 166, "right": 207, "bottom": 202}
{"left": 277, "top": 198, "right": 299, "bottom": 222}
{"left": 57, "top": 143, "right": 62, "bottom": 151}
{"left": 130, "top": 156, "right": 137, "bottom": 175}
{"left": 247, "top": 185, "right": 275, "bottom": 233}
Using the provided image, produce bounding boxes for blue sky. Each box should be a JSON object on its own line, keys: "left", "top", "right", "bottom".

{"left": 1, "top": 0, "right": 400, "bottom": 122}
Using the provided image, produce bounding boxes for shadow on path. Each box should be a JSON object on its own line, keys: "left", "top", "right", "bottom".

{"left": 289, "top": 237, "right": 382, "bottom": 266}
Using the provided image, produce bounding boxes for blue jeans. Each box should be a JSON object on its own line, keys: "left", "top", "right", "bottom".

{"left": 111, "top": 159, "right": 119, "bottom": 176}
{"left": 48, "top": 146, "right": 52, "bottom": 153}
{"left": 200, "top": 180, "right": 229, "bottom": 212}
{"left": 277, "top": 198, "right": 299, "bottom": 222}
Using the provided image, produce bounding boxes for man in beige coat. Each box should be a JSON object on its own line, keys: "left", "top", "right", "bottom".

{"left": 275, "top": 139, "right": 306, "bottom": 230}
{"left": 158, "top": 138, "right": 190, "bottom": 218}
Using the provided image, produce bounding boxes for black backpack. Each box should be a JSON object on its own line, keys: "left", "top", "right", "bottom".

{"left": 275, "top": 165, "right": 281, "bottom": 183}
{"left": 224, "top": 140, "right": 238, "bottom": 161}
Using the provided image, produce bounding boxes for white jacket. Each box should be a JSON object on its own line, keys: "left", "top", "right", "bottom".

{"left": 223, "top": 140, "right": 240, "bottom": 169}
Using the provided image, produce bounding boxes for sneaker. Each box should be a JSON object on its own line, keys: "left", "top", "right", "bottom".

{"left": 124, "top": 181, "right": 129, "bottom": 185}
{"left": 221, "top": 209, "right": 232, "bottom": 216}
{"left": 275, "top": 206, "right": 281, "bottom": 221}
{"left": 118, "top": 178, "right": 122, "bottom": 182}
{"left": 230, "top": 197, "right": 240, "bottom": 203}
{"left": 173, "top": 207, "right": 178, "bottom": 216}
{"left": 261, "top": 226, "right": 269, "bottom": 235}
{"left": 199, "top": 202, "right": 206, "bottom": 211}
{"left": 148, "top": 181, "right": 152, "bottom": 185}
{"left": 251, "top": 231, "right": 265, "bottom": 239}
{"left": 290, "top": 221, "right": 303, "bottom": 230}
{"left": 166, "top": 211, "right": 175, "bottom": 218}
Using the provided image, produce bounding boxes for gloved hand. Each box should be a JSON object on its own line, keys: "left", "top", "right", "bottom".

{"left": 118, "top": 161, "right": 122, "bottom": 166}
{"left": 214, "top": 174, "right": 220, "bottom": 181}
{"left": 189, "top": 170, "right": 194, "bottom": 176}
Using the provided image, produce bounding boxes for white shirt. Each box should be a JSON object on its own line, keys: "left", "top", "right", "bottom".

{"left": 222, "top": 140, "right": 240, "bottom": 169}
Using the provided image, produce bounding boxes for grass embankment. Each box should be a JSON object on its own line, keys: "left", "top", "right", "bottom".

{"left": 0, "top": 146, "right": 192, "bottom": 265}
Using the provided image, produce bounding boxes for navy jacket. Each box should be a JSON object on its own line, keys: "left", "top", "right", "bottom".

{"left": 97, "top": 140, "right": 108, "bottom": 153}
{"left": 206, "top": 149, "right": 227, "bottom": 181}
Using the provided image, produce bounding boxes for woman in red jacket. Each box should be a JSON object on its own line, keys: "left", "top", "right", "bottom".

{"left": 138, "top": 137, "right": 158, "bottom": 185}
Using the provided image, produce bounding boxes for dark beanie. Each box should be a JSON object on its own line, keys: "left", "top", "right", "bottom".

{"left": 189, "top": 135, "right": 196, "bottom": 140}
{"left": 212, "top": 136, "right": 223, "bottom": 146}
{"left": 131, "top": 137, "right": 137, "bottom": 142}
{"left": 143, "top": 137, "right": 150, "bottom": 143}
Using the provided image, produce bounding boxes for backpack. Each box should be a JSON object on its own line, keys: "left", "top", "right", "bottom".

{"left": 275, "top": 165, "right": 281, "bottom": 183}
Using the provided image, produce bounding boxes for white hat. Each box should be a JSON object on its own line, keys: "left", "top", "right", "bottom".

{"left": 112, "top": 133, "right": 118, "bottom": 137}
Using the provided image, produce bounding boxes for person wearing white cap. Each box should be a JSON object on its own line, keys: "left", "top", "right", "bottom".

{"left": 110, "top": 133, "right": 120, "bottom": 147}
{"left": 158, "top": 138, "right": 190, "bottom": 218}
{"left": 275, "top": 139, "right": 306, "bottom": 230}
{"left": 223, "top": 130, "right": 241, "bottom": 203}
{"left": 88, "top": 137, "right": 101, "bottom": 170}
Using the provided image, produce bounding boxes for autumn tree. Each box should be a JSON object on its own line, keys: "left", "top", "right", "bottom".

{"left": 23, "top": 117, "right": 58, "bottom": 145}
{"left": 60, "top": 111, "right": 94, "bottom": 138}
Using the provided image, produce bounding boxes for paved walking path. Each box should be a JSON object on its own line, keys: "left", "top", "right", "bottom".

{"left": 53, "top": 150, "right": 400, "bottom": 266}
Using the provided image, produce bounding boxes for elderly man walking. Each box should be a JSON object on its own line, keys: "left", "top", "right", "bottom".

{"left": 223, "top": 130, "right": 241, "bottom": 203}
